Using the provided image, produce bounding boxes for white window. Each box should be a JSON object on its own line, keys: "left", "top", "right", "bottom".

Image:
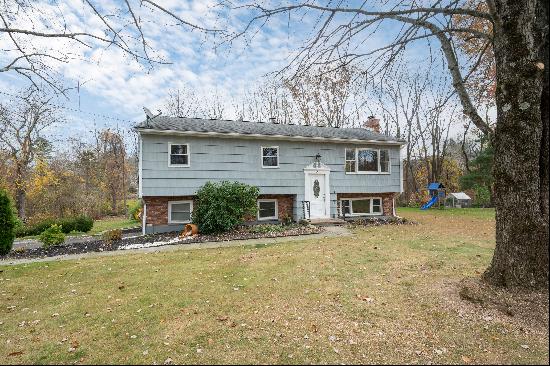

{"left": 257, "top": 199, "right": 278, "bottom": 220}
{"left": 261, "top": 146, "right": 279, "bottom": 168}
{"left": 168, "top": 200, "right": 193, "bottom": 223}
{"left": 345, "top": 148, "right": 356, "bottom": 173}
{"left": 344, "top": 148, "right": 390, "bottom": 174}
{"left": 169, "top": 143, "right": 190, "bottom": 167}
{"left": 340, "top": 198, "right": 383, "bottom": 216}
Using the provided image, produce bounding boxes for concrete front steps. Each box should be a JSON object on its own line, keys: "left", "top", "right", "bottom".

{"left": 308, "top": 218, "right": 347, "bottom": 226}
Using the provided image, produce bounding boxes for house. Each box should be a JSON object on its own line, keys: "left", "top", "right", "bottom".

{"left": 135, "top": 116, "right": 406, "bottom": 234}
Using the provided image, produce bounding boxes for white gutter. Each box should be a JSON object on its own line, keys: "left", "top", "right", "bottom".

{"left": 135, "top": 128, "right": 407, "bottom": 146}
{"left": 399, "top": 144, "right": 406, "bottom": 193}
{"left": 142, "top": 202, "right": 146, "bottom": 236}
{"left": 138, "top": 135, "right": 143, "bottom": 198}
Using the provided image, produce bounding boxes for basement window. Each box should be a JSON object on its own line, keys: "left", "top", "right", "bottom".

{"left": 340, "top": 198, "right": 382, "bottom": 216}
{"left": 257, "top": 199, "right": 278, "bottom": 220}
{"left": 168, "top": 200, "right": 193, "bottom": 224}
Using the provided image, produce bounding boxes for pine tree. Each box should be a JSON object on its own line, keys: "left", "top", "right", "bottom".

{"left": 0, "top": 189, "right": 16, "bottom": 256}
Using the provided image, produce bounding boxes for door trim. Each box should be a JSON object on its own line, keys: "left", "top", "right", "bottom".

{"left": 304, "top": 162, "right": 331, "bottom": 219}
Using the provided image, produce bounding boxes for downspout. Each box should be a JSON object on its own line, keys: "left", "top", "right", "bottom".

{"left": 142, "top": 202, "right": 147, "bottom": 236}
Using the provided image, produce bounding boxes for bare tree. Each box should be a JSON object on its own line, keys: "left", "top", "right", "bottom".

{"left": 284, "top": 65, "right": 360, "bottom": 127}
{"left": 371, "top": 72, "right": 428, "bottom": 203}
{"left": 0, "top": 88, "right": 63, "bottom": 219}
{"left": 165, "top": 88, "right": 226, "bottom": 120}
{"left": 165, "top": 88, "right": 203, "bottom": 118}
{"left": 95, "top": 129, "right": 128, "bottom": 215}
{"left": 244, "top": 79, "right": 295, "bottom": 123}
{"left": 0, "top": 0, "right": 220, "bottom": 92}
{"left": 232, "top": 0, "right": 549, "bottom": 289}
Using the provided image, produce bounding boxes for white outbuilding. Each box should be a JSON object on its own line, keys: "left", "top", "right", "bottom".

{"left": 446, "top": 192, "right": 472, "bottom": 208}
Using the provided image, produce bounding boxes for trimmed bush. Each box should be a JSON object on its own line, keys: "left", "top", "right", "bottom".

{"left": 39, "top": 224, "right": 66, "bottom": 247}
{"left": 15, "top": 215, "right": 94, "bottom": 237}
{"left": 193, "top": 181, "right": 259, "bottom": 234}
{"left": 0, "top": 189, "right": 16, "bottom": 255}
{"left": 102, "top": 229, "right": 122, "bottom": 243}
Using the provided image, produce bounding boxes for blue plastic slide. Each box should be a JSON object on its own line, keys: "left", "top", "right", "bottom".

{"left": 421, "top": 196, "right": 438, "bottom": 210}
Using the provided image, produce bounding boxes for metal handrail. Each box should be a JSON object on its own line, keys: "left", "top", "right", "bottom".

{"left": 301, "top": 200, "right": 311, "bottom": 220}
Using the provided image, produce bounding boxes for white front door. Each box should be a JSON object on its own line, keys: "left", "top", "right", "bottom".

{"left": 308, "top": 174, "right": 326, "bottom": 218}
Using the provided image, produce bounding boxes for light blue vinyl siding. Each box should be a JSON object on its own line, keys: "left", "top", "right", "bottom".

{"left": 140, "top": 133, "right": 402, "bottom": 219}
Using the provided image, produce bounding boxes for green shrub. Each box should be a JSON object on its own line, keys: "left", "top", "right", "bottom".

{"left": 102, "top": 229, "right": 122, "bottom": 243}
{"left": 73, "top": 215, "right": 94, "bottom": 232}
{"left": 127, "top": 200, "right": 142, "bottom": 221}
{"left": 15, "top": 215, "right": 94, "bottom": 237}
{"left": 0, "top": 189, "right": 16, "bottom": 255}
{"left": 39, "top": 224, "right": 66, "bottom": 247}
{"left": 193, "top": 181, "right": 259, "bottom": 234}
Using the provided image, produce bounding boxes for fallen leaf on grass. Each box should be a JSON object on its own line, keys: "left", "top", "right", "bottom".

{"left": 356, "top": 294, "right": 374, "bottom": 303}
{"left": 8, "top": 351, "right": 23, "bottom": 357}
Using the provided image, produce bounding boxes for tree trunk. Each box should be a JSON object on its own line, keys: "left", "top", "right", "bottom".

{"left": 15, "top": 188, "right": 26, "bottom": 221}
{"left": 484, "top": 0, "right": 549, "bottom": 288}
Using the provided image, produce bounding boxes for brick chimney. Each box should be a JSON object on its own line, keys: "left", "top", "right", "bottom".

{"left": 363, "top": 115, "right": 381, "bottom": 133}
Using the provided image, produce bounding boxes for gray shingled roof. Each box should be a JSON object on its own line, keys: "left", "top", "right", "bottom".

{"left": 135, "top": 116, "right": 405, "bottom": 143}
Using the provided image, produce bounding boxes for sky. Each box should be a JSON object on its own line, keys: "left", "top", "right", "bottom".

{"left": 0, "top": 0, "right": 474, "bottom": 146}
{"left": 1, "top": 0, "right": 308, "bottom": 139}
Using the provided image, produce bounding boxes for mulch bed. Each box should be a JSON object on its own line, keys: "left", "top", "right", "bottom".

{"left": 2, "top": 225, "right": 323, "bottom": 260}
{"left": 346, "top": 216, "right": 417, "bottom": 227}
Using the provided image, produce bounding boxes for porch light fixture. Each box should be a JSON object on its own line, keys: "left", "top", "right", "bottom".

{"left": 314, "top": 153, "right": 322, "bottom": 168}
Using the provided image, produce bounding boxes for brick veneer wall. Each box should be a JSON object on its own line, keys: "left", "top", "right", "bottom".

{"left": 143, "top": 196, "right": 195, "bottom": 226}
{"left": 143, "top": 194, "right": 295, "bottom": 226}
{"left": 336, "top": 192, "right": 397, "bottom": 216}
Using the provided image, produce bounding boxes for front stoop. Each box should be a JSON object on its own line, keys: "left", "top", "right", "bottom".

{"left": 308, "top": 218, "right": 347, "bottom": 226}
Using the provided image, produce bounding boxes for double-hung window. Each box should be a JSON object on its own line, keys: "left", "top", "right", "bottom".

{"left": 169, "top": 143, "right": 190, "bottom": 167}
{"left": 345, "top": 148, "right": 356, "bottom": 173}
{"left": 340, "top": 198, "right": 382, "bottom": 216}
{"left": 261, "top": 146, "right": 279, "bottom": 168}
{"left": 168, "top": 200, "right": 193, "bottom": 223}
{"left": 345, "top": 148, "right": 390, "bottom": 174}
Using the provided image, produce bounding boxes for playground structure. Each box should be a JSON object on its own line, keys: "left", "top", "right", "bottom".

{"left": 421, "top": 182, "right": 446, "bottom": 210}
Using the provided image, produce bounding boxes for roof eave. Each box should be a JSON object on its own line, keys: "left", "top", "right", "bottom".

{"left": 135, "top": 127, "right": 407, "bottom": 145}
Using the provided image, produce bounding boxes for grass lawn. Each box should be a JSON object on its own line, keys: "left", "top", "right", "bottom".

{"left": 1, "top": 209, "right": 548, "bottom": 364}
{"left": 87, "top": 216, "right": 140, "bottom": 236}
{"left": 17, "top": 216, "right": 139, "bottom": 240}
